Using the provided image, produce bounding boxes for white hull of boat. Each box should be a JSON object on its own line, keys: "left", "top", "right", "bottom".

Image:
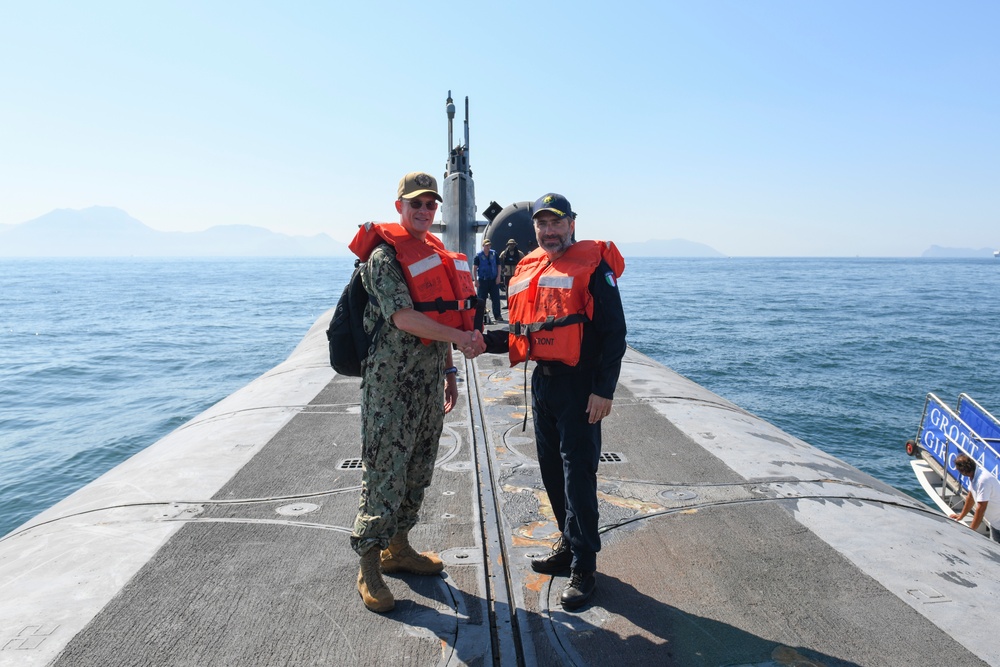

{"left": 911, "top": 458, "right": 988, "bottom": 534}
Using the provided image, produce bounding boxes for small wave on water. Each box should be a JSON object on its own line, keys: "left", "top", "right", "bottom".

{"left": 1, "top": 256, "right": 999, "bottom": 538}
{"left": 620, "top": 257, "right": 1000, "bottom": 503}
{"left": 0, "top": 257, "right": 356, "bottom": 537}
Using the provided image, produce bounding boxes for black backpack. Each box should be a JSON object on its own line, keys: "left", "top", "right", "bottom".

{"left": 327, "top": 261, "right": 383, "bottom": 376}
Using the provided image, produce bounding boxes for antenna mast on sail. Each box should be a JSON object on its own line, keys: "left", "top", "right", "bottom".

{"left": 437, "top": 91, "right": 485, "bottom": 260}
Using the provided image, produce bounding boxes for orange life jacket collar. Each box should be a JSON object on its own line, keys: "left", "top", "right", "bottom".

{"left": 349, "top": 223, "right": 477, "bottom": 343}
{"left": 506, "top": 240, "right": 624, "bottom": 366}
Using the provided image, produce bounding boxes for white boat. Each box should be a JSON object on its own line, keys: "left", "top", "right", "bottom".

{"left": 906, "top": 392, "right": 1000, "bottom": 534}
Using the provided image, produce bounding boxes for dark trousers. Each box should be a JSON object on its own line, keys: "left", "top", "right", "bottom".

{"left": 477, "top": 278, "right": 502, "bottom": 320}
{"left": 531, "top": 368, "right": 601, "bottom": 572}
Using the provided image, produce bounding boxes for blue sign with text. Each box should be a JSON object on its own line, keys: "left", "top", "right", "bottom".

{"left": 919, "top": 394, "right": 1000, "bottom": 490}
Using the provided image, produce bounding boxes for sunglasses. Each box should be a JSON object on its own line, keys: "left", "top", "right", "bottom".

{"left": 407, "top": 199, "right": 439, "bottom": 210}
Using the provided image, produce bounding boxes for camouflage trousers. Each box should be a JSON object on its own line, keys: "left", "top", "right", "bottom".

{"left": 350, "top": 378, "right": 444, "bottom": 556}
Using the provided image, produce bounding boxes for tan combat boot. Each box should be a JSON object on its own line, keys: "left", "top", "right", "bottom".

{"left": 357, "top": 547, "right": 394, "bottom": 613}
{"left": 380, "top": 530, "right": 444, "bottom": 575}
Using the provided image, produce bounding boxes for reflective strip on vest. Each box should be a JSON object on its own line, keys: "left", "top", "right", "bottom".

{"left": 537, "top": 275, "right": 574, "bottom": 289}
{"left": 454, "top": 258, "right": 471, "bottom": 273}
{"left": 408, "top": 254, "right": 443, "bottom": 277}
{"left": 508, "top": 278, "right": 530, "bottom": 297}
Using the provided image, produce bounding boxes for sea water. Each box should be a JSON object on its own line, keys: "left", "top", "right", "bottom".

{"left": 1, "top": 256, "right": 998, "bottom": 537}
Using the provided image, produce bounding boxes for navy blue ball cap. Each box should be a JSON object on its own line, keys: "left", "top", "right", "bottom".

{"left": 531, "top": 193, "right": 575, "bottom": 220}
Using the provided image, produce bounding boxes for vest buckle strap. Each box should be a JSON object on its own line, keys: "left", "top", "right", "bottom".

{"left": 412, "top": 297, "right": 478, "bottom": 314}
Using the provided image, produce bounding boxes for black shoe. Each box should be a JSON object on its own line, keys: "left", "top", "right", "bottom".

{"left": 560, "top": 569, "right": 596, "bottom": 610}
{"left": 530, "top": 538, "right": 572, "bottom": 574}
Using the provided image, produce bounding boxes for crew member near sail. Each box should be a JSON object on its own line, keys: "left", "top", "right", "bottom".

{"left": 483, "top": 193, "right": 627, "bottom": 610}
{"left": 473, "top": 238, "right": 503, "bottom": 323}
{"left": 498, "top": 238, "right": 525, "bottom": 294}
{"left": 348, "top": 171, "right": 485, "bottom": 613}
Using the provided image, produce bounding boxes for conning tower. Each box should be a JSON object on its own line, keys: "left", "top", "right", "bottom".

{"left": 435, "top": 92, "right": 490, "bottom": 261}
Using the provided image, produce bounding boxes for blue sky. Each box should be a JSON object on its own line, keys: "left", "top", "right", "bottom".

{"left": 1, "top": 1, "right": 997, "bottom": 256}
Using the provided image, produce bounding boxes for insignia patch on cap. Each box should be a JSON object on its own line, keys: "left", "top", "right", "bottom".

{"left": 543, "top": 195, "right": 555, "bottom": 205}
{"left": 415, "top": 173, "right": 432, "bottom": 187}
{"left": 604, "top": 271, "right": 617, "bottom": 288}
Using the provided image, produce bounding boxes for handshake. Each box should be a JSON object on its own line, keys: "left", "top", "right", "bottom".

{"left": 456, "top": 330, "right": 487, "bottom": 359}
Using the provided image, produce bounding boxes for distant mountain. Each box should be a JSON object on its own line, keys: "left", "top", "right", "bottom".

{"left": 0, "top": 207, "right": 352, "bottom": 257}
{"left": 2, "top": 208, "right": 730, "bottom": 259}
{"left": 921, "top": 245, "right": 996, "bottom": 258}
{"left": 615, "top": 238, "right": 725, "bottom": 258}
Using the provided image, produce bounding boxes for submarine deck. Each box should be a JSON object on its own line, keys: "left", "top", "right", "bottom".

{"left": 1, "top": 313, "right": 998, "bottom": 666}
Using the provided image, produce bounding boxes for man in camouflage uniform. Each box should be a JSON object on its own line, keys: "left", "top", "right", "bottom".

{"left": 498, "top": 238, "right": 525, "bottom": 294}
{"left": 351, "top": 172, "right": 483, "bottom": 613}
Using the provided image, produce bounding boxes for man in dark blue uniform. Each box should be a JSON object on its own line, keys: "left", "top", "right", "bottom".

{"left": 484, "top": 193, "right": 627, "bottom": 610}
{"left": 473, "top": 239, "right": 503, "bottom": 322}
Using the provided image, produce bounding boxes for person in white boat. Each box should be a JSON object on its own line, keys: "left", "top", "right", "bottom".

{"left": 950, "top": 454, "right": 1000, "bottom": 543}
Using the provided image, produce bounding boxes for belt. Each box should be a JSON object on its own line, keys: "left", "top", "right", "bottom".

{"left": 537, "top": 363, "right": 588, "bottom": 377}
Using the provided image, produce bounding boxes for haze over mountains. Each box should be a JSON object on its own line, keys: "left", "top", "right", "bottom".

{"left": 0, "top": 207, "right": 351, "bottom": 257}
{"left": 0, "top": 207, "right": 729, "bottom": 258}
{"left": 0, "top": 207, "right": 994, "bottom": 258}
{"left": 920, "top": 245, "right": 997, "bottom": 258}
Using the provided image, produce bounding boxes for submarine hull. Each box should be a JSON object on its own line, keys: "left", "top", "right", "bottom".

{"left": 0, "top": 313, "right": 997, "bottom": 666}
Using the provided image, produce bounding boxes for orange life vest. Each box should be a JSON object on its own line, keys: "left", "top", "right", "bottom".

{"left": 349, "top": 223, "right": 477, "bottom": 342}
{"left": 507, "top": 240, "right": 625, "bottom": 366}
